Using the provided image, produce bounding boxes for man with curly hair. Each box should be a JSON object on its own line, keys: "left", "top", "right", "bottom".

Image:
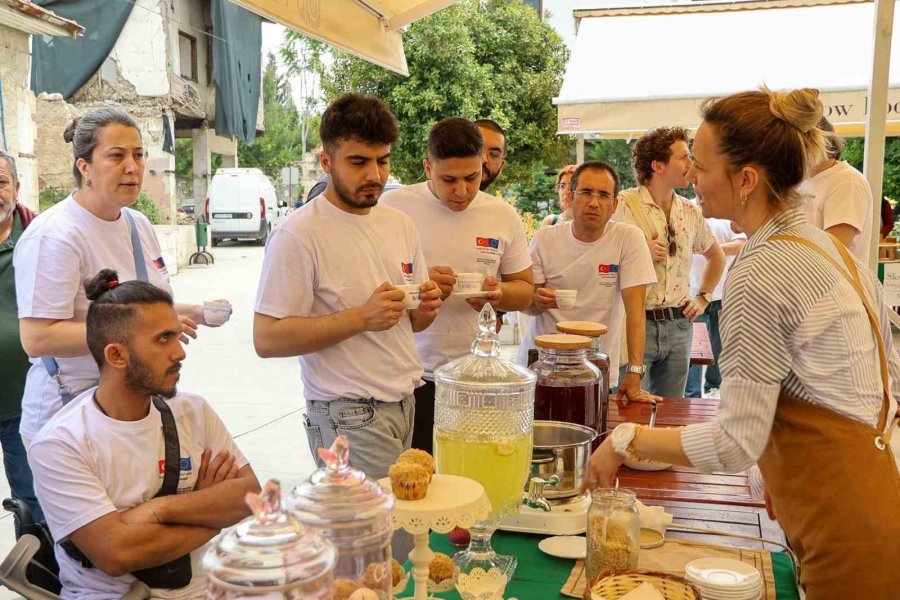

{"left": 613, "top": 127, "right": 725, "bottom": 397}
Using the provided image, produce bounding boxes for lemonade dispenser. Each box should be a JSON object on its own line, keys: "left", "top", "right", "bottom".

{"left": 433, "top": 304, "right": 536, "bottom": 579}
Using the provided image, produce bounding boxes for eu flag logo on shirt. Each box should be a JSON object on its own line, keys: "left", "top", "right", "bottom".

{"left": 476, "top": 237, "right": 500, "bottom": 249}
{"left": 598, "top": 264, "right": 619, "bottom": 274}
{"left": 153, "top": 256, "right": 166, "bottom": 270}
{"left": 401, "top": 262, "right": 413, "bottom": 275}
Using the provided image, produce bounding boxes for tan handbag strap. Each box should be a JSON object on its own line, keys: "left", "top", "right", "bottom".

{"left": 771, "top": 234, "right": 893, "bottom": 434}
{"left": 623, "top": 191, "right": 655, "bottom": 241}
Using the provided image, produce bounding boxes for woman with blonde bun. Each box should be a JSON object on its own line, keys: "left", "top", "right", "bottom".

{"left": 540, "top": 164, "right": 577, "bottom": 227}
{"left": 14, "top": 107, "right": 231, "bottom": 445}
{"left": 585, "top": 87, "right": 900, "bottom": 599}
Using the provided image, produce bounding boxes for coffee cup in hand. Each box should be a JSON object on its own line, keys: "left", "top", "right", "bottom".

{"left": 203, "top": 300, "right": 232, "bottom": 326}
{"left": 455, "top": 273, "right": 484, "bottom": 293}
{"left": 398, "top": 284, "right": 421, "bottom": 310}
{"left": 555, "top": 290, "right": 577, "bottom": 309}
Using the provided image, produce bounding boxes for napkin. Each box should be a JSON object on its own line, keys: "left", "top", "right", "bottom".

{"left": 636, "top": 500, "right": 673, "bottom": 532}
{"left": 592, "top": 581, "right": 665, "bottom": 600}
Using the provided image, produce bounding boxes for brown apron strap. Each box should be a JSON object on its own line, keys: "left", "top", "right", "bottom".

{"left": 770, "top": 234, "right": 894, "bottom": 435}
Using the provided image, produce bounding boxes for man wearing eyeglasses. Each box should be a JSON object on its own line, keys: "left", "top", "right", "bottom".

{"left": 520, "top": 160, "right": 657, "bottom": 403}
{"left": 614, "top": 127, "right": 725, "bottom": 398}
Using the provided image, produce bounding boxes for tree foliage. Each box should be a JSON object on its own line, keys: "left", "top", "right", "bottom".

{"left": 842, "top": 137, "right": 900, "bottom": 202}
{"left": 289, "top": 0, "right": 570, "bottom": 188}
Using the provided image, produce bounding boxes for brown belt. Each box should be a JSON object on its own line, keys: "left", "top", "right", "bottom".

{"left": 645, "top": 307, "right": 684, "bottom": 321}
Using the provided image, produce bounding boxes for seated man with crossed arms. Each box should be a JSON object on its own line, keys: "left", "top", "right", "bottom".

{"left": 29, "top": 269, "right": 259, "bottom": 599}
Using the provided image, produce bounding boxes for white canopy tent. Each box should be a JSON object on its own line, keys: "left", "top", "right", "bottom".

{"left": 227, "top": 0, "right": 459, "bottom": 76}
{"left": 557, "top": 0, "right": 896, "bottom": 295}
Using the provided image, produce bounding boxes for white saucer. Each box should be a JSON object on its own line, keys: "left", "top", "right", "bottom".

{"left": 538, "top": 535, "right": 586, "bottom": 559}
{"left": 452, "top": 290, "right": 492, "bottom": 299}
{"left": 623, "top": 456, "right": 672, "bottom": 471}
{"left": 685, "top": 558, "right": 761, "bottom": 587}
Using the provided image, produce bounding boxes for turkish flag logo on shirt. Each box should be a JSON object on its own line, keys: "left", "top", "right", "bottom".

{"left": 401, "top": 262, "right": 413, "bottom": 275}
{"left": 476, "top": 237, "right": 500, "bottom": 249}
{"left": 598, "top": 264, "right": 619, "bottom": 274}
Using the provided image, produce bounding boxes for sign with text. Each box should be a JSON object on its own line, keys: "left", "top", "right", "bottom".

{"left": 882, "top": 262, "right": 900, "bottom": 306}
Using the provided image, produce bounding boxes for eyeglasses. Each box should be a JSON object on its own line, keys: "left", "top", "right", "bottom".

{"left": 556, "top": 183, "right": 568, "bottom": 191}
{"left": 485, "top": 149, "right": 505, "bottom": 162}
{"left": 667, "top": 222, "right": 677, "bottom": 256}
{"left": 573, "top": 189, "right": 613, "bottom": 201}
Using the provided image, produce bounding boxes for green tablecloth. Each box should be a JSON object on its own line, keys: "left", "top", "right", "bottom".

{"left": 402, "top": 531, "right": 800, "bottom": 599}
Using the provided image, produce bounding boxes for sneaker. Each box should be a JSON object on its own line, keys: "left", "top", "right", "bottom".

{"left": 704, "top": 387, "right": 720, "bottom": 398}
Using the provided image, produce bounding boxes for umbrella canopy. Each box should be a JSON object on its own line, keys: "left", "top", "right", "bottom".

{"left": 227, "top": 0, "right": 459, "bottom": 76}
{"left": 556, "top": 0, "right": 900, "bottom": 138}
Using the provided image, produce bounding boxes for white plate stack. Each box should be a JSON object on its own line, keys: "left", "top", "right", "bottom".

{"left": 684, "top": 558, "right": 763, "bottom": 600}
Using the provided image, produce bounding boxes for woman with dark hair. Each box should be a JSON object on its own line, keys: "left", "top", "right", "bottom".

{"left": 14, "top": 107, "right": 231, "bottom": 445}
{"left": 585, "top": 87, "right": 900, "bottom": 598}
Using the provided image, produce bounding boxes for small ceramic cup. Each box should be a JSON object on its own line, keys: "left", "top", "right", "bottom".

{"left": 455, "top": 272, "right": 484, "bottom": 293}
{"left": 554, "top": 290, "right": 577, "bottom": 309}
{"left": 203, "top": 300, "right": 232, "bottom": 326}
{"left": 398, "top": 284, "right": 421, "bottom": 310}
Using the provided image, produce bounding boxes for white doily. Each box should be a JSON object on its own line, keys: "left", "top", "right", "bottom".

{"left": 456, "top": 567, "right": 510, "bottom": 598}
{"left": 378, "top": 474, "right": 491, "bottom": 534}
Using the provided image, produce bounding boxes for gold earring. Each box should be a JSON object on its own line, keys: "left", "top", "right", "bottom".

{"left": 740, "top": 194, "right": 747, "bottom": 206}
{"left": 86, "top": 178, "right": 92, "bottom": 187}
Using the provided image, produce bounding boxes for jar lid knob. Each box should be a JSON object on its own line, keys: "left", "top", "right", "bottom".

{"left": 471, "top": 304, "right": 501, "bottom": 357}
{"left": 245, "top": 479, "right": 283, "bottom": 525}
{"left": 317, "top": 434, "right": 352, "bottom": 476}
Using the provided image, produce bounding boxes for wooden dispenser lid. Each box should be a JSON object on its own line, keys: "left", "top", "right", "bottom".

{"left": 534, "top": 333, "right": 592, "bottom": 350}
{"left": 556, "top": 321, "right": 608, "bottom": 337}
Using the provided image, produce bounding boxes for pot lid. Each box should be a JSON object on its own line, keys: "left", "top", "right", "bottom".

{"left": 556, "top": 321, "right": 608, "bottom": 338}
{"left": 535, "top": 333, "right": 592, "bottom": 350}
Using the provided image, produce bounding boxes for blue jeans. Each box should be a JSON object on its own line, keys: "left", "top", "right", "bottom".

{"left": 686, "top": 300, "right": 723, "bottom": 398}
{"left": 625, "top": 316, "right": 693, "bottom": 398}
{"left": 0, "top": 416, "right": 43, "bottom": 523}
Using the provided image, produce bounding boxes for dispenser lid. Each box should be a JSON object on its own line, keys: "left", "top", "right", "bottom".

{"left": 535, "top": 333, "right": 592, "bottom": 350}
{"left": 434, "top": 304, "right": 536, "bottom": 387}
{"left": 290, "top": 436, "right": 395, "bottom": 527}
{"left": 556, "top": 321, "right": 608, "bottom": 338}
{"left": 202, "top": 480, "right": 336, "bottom": 589}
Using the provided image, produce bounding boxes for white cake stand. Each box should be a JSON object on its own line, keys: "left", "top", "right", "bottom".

{"left": 378, "top": 474, "right": 491, "bottom": 600}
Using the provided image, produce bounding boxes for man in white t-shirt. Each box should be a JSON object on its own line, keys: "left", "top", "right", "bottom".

{"left": 253, "top": 94, "right": 442, "bottom": 481}
{"left": 685, "top": 218, "right": 746, "bottom": 398}
{"left": 521, "top": 161, "right": 657, "bottom": 402}
{"left": 614, "top": 127, "right": 725, "bottom": 397}
{"left": 382, "top": 117, "right": 533, "bottom": 451}
{"left": 29, "top": 271, "right": 259, "bottom": 599}
{"left": 799, "top": 117, "right": 873, "bottom": 264}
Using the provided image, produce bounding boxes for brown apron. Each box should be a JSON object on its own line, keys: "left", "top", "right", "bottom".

{"left": 756, "top": 234, "right": 900, "bottom": 599}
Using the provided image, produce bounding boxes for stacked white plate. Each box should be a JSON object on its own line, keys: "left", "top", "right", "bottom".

{"left": 684, "top": 558, "right": 763, "bottom": 600}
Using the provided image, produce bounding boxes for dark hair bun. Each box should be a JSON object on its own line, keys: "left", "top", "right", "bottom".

{"left": 63, "top": 118, "right": 80, "bottom": 144}
{"left": 84, "top": 269, "right": 120, "bottom": 301}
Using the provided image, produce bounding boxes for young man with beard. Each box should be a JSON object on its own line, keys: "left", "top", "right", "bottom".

{"left": 614, "top": 127, "right": 725, "bottom": 398}
{"left": 382, "top": 118, "right": 533, "bottom": 452}
{"left": 521, "top": 161, "right": 658, "bottom": 403}
{"left": 475, "top": 119, "right": 507, "bottom": 192}
{"left": 29, "top": 270, "right": 258, "bottom": 598}
{"left": 253, "top": 93, "right": 442, "bottom": 478}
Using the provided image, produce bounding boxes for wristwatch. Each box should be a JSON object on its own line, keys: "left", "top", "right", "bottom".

{"left": 696, "top": 291, "right": 713, "bottom": 304}
{"left": 611, "top": 423, "right": 639, "bottom": 457}
{"left": 625, "top": 364, "right": 646, "bottom": 379}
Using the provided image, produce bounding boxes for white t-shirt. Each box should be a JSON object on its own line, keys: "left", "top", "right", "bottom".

{"left": 13, "top": 196, "right": 172, "bottom": 440}
{"left": 518, "top": 221, "right": 656, "bottom": 386}
{"left": 29, "top": 389, "right": 247, "bottom": 600}
{"left": 690, "top": 218, "right": 746, "bottom": 301}
{"left": 254, "top": 194, "right": 428, "bottom": 402}
{"left": 382, "top": 183, "right": 532, "bottom": 376}
{"left": 798, "top": 160, "right": 873, "bottom": 264}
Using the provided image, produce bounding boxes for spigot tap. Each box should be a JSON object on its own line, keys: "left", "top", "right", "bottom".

{"left": 522, "top": 475, "right": 560, "bottom": 511}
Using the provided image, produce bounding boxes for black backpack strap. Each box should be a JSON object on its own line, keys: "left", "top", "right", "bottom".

{"left": 62, "top": 396, "right": 181, "bottom": 568}
{"left": 152, "top": 396, "right": 181, "bottom": 498}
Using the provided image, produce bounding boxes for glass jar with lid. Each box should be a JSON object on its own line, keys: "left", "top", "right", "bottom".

{"left": 289, "top": 437, "right": 396, "bottom": 597}
{"left": 586, "top": 488, "right": 640, "bottom": 582}
{"left": 433, "top": 304, "right": 536, "bottom": 579}
{"left": 555, "top": 321, "right": 610, "bottom": 439}
{"left": 530, "top": 333, "right": 602, "bottom": 435}
{"left": 203, "top": 479, "right": 336, "bottom": 599}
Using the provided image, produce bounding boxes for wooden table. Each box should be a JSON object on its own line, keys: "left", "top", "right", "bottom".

{"left": 690, "top": 321, "right": 715, "bottom": 365}
{"left": 609, "top": 397, "right": 765, "bottom": 508}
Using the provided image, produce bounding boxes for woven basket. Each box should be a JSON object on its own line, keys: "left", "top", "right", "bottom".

{"left": 583, "top": 569, "right": 702, "bottom": 600}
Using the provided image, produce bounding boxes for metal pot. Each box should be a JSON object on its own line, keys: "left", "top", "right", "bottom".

{"left": 530, "top": 421, "right": 596, "bottom": 500}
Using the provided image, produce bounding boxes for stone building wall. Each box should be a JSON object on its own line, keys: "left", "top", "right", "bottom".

{"left": 0, "top": 23, "right": 39, "bottom": 210}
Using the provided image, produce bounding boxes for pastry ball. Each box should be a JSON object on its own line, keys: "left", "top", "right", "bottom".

{"left": 391, "top": 558, "right": 406, "bottom": 586}
{"left": 428, "top": 552, "right": 456, "bottom": 583}
{"left": 331, "top": 579, "right": 361, "bottom": 600}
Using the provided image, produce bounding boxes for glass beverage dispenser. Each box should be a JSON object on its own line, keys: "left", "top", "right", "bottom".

{"left": 433, "top": 304, "right": 536, "bottom": 579}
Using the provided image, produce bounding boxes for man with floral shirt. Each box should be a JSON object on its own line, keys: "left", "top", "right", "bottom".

{"left": 614, "top": 127, "right": 725, "bottom": 397}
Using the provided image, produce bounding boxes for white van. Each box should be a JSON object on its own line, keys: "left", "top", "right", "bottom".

{"left": 205, "top": 168, "right": 285, "bottom": 246}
